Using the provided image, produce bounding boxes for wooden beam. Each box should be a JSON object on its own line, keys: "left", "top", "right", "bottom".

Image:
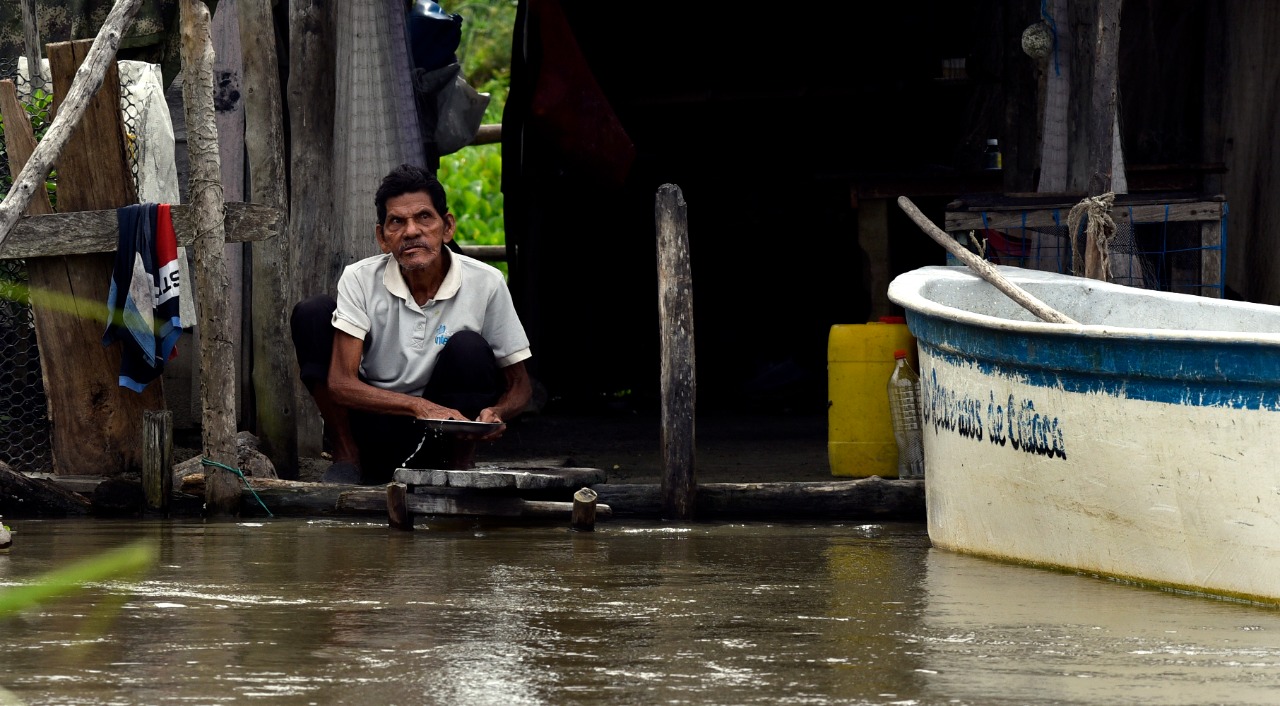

{"left": 945, "top": 201, "right": 1225, "bottom": 232}
{"left": 1087, "top": 0, "right": 1123, "bottom": 195}
{"left": 19, "top": 0, "right": 44, "bottom": 94}
{"left": 0, "top": 80, "right": 53, "bottom": 215}
{"left": 0, "top": 461, "right": 92, "bottom": 517}
{"left": 595, "top": 478, "right": 925, "bottom": 521}
{"left": 32, "top": 37, "right": 163, "bottom": 476}
{"left": 655, "top": 184, "right": 696, "bottom": 521}
{"left": 180, "top": 0, "right": 240, "bottom": 515}
{"left": 142, "top": 410, "right": 173, "bottom": 513}
{"left": 0, "top": 201, "right": 282, "bottom": 260}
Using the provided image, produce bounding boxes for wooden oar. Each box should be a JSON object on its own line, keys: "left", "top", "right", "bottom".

{"left": 897, "top": 196, "right": 1079, "bottom": 325}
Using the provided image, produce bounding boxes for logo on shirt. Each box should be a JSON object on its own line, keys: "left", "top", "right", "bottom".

{"left": 434, "top": 324, "right": 450, "bottom": 346}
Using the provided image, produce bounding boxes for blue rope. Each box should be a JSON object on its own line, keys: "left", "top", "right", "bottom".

{"left": 201, "top": 458, "right": 274, "bottom": 517}
{"left": 1041, "top": 0, "right": 1061, "bottom": 77}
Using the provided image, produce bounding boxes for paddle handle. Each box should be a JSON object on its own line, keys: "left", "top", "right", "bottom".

{"left": 896, "top": 196, "right": 1079, "bottom": 326}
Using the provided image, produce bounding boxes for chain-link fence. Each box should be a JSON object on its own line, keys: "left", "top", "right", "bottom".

{"left": 0, "top": 55, "right": 144, "bottom": 472}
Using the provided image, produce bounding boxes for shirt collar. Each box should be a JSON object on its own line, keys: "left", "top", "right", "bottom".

{"left": 382, "top": 247, "right": 461, "bottom": 303}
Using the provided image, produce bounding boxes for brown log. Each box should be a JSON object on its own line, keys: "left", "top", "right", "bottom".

{"left": 655, "top": 183, "right": 696, "bottom": 521}
{"left": 0, "top": 461, "right": 93, "bottom": 517}
{"left": 1087, "top": 0, "right": 1123, "bottom": 196}
{"left": 181, "top": 0, "right": 239, "bottom": 515}
{"left": 0, "top": 0, "right": 144, "bottom": 247}
{"left": 595, "top": 478, "right": 925, "bottom": 521}
{"left": 142, "top": 410, "right": 173, "bottom": 513}
{"left": 239, "top": 0, "right": 297, "bottom": 476}
{"left": 471, "top": 124, "right": 501, "bottom": 146}
{"left": 37, "top": 37, "right": 165, "bottom": 476}
{"left": 0, "top": 80, "right": 53, "bottom": 215}
{"left": 287, "top": 0, "right": 336, "bottom": 459}
{"left": 571, "top": 486, "right": 598, "bottom": 531}
{"left": 387, "top": 482, "right": 414, "bottom": 530}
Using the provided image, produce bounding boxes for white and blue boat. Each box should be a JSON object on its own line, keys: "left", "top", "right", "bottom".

{"left": 888, "top": 264, "right": 1280, "bottom": 605}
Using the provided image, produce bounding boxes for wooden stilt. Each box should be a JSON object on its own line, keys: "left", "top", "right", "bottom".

{"left": 387, "top": 482, "right": 414, "bottom": 531}
{"left": 571, "top": 487, "right": 598, "bottom": 531}
{"left": 655, "top": 184, "right": 696, "bottom": 521}
{"left": 142, "top": 410, "right": 173, "bottom": 514}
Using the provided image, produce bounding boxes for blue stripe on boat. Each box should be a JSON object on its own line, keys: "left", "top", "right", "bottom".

{"left": 907, "top": 311, "right": 1280, "bottom": 411}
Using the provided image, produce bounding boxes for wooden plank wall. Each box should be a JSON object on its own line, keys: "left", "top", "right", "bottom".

{"left": 1222, "top": 0, "right": 1280, "bottom": 305}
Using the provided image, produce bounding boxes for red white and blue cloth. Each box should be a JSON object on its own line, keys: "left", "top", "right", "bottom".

{"left": 103, "top": 203, "right": 181, "bottom": 392}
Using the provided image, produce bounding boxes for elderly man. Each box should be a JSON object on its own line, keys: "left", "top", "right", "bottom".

{"left": 290, "top": 163, "right": 532, "bottom": 484}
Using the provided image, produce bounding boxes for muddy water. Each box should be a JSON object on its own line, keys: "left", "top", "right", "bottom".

{"left": 1, "top": 518, "right": 1279, "bottom": 705}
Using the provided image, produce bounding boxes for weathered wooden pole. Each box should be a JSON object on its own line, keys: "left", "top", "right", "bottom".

{"left": 238, "top": 0, "right": 297, "bottom": 477}
{"left": 1086, "top": 0, "right": 1122, "bottom": 197}
{"left": 655, "top": 184, "right": 696, "bottom": 521}
{"left": 287, "top": 0, "right": 336, "bottom": 458}
{"left": 386, "top": 482, "right": 413, "bottom": 531}
{"left": 19, "top": 0, "right": 44, "bottom": 93}
{"left": 180, "top": 0, "right": 240, "bottom": 516}
{"left": 142, "top": 410, "right": 173, "bottom": 513}
{"left": 0, "top": 0, "right": 143, "bottom": 249}
{"left": 571, "top": 487, "right": 598, "bottom": 531}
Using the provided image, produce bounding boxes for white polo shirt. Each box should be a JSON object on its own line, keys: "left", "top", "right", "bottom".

{"left": 331, "top": 249, "right": 532, "bottom": 396}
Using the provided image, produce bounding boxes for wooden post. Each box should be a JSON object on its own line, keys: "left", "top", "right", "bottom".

{"left": 571, "top": 487, "right": 598, "bottom": 531}
{"left": 238, "top": 0, "right": 297, "bottom": 477}
{"left": 287, "top": 0, "right": 336, "bottom": 458}
{"left": 1087, "top": 0, "right": 1123, "bottom": 196}
{"left": 387, "top": 482, "right": 413, "bottom": 530}
{"left": 19, "top": 0, "right": 44, "bottom": 94}
{"left": 142, "top": 410, "right": 173, "bottom": 513}
{"left": 655, "top": 184, "right": 696, "bottom": 521}
{"left": 180, "top": 0, "right": 240, "bottom": 515}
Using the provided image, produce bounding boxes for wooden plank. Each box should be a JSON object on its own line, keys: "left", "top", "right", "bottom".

{"left": 0, "top": 461, "right": 93, "bottom": 517}
{"left": 1201, "top": 220, "right": 1223, "bottom": 298}
{"left": 286, "top": 0, "right": 335, "bottom": 460}
{"left": 30, "top": 37, "right": 162, "bottom": 476}
{"left": 394, "top": 466, "right": 608, "bottom": 490}
{"left": 239, "top": 0, "right": 296, "bottom": 477}
{"left": 858, "top": 198, "right": 892, "bottom": 317}
{"left": 0, "top": 201, "right": 282, "bottom": 260}
{"left": 945, "top": 202, "right": 1226, "bottom": 232}
{"left": 0, "top": 80, "right": 53, "bottom": 215}
{"left": 655, "top": 184, "right": 696, "bottom": 521}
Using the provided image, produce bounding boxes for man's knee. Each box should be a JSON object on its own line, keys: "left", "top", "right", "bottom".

{"left": 442, "top": 330, "right": 491, "bottom": 359}
{"left": 291, "top": 294, "right": 338, "bottom": 390}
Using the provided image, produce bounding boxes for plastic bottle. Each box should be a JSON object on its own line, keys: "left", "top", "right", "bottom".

{"left": 983, "top": 138, "right": 1002, "bottom": 171}
{"left": 887, "top": 349, "right": 925, "bottom": 479}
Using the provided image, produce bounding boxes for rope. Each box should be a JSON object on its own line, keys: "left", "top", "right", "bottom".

{"left": 201, "top": 458, "right": 274, "bottom": 517}
{"left": 1067, "top": 192, "right": 1116, "bottom": 281}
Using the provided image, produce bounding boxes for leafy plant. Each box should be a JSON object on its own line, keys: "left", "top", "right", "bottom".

{"left": 439, "top": 0, "right": 514, "bottom": 268}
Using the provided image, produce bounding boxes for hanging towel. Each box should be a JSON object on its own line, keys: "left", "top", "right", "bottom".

{"left": 104, "top": 203, "right": 182, "bottom": 392}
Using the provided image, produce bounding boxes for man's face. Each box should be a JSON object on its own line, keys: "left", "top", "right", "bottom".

{"left": 376, "top": 191, "right": 456, "bottom": 273}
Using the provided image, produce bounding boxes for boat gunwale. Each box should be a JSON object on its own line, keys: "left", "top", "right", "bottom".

{"left": 887, "top": 265, "right": 1280, "bottom": 348}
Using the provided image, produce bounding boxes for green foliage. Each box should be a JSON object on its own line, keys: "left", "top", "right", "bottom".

{"left": 439, "top": 0, "right": 514, "bottom": 268}
{"left": 0, "top": 540, "right": 156, "bottom": 617}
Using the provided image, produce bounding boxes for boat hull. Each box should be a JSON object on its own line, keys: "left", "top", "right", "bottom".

{"left": 889, "top": 266, "right": 1280, "bottom": 604}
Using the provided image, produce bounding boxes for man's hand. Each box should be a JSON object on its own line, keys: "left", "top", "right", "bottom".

{"left": 412, "top": 399, "right": 469, "bottom": 422}
{"left": 473, "top": 407, "right": 508, "bottom": 440}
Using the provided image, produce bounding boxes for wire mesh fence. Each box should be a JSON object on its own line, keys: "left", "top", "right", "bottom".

{"left": 0, "top": 55, "right": 145, "bottom": 472}
{"left": 945, "top": 200, "right": 1228, "bottom": 298}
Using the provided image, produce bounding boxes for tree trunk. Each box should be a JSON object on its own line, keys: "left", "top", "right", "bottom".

{"left": 180, "top": 0, "right": 240, "bottom": 515}
{"left": 655, "top": 184, "right": 696, "bottom": 521}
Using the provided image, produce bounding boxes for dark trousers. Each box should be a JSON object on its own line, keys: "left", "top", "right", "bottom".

{"left": 290, "top": 295, "right": 504, "bottom": 483}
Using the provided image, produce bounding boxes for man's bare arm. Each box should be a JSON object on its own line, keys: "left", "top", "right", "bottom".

{"left": 476, "top": 360, "right": 532, "bottom": 425}
{"left": 327, "top": 331, "right": 468, "bottom": 420}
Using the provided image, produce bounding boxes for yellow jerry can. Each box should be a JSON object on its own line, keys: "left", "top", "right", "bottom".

{"left": 827, "top": 318, "right": 918, "bottom": 478}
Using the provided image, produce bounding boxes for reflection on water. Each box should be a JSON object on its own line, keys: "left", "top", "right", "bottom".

{"left": 0, "top": 519, "right": 1278, "bottom": 705}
